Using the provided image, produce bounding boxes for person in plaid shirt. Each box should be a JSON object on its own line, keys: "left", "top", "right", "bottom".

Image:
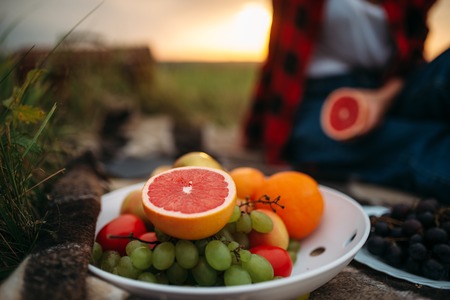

{"left": 243, "top": 0, "right": 450, "bottom": 203}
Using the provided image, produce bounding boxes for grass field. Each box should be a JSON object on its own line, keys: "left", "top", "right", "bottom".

{"left": 148, "top": 62, "right": 261, "bottom": 128}
{"left": 49, "top": 59, "right": 262, "bottom": 134}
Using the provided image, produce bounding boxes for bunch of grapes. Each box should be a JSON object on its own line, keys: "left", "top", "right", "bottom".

{"left": 365, "top": 198, "right": 450, "bottom": 281}
{"left": 91, "top": 205, "right": 299, "bottom": 286}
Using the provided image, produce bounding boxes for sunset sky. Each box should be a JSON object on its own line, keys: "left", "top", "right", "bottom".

{"left": 1, "top": 0, "right": 449, "bottom": 62}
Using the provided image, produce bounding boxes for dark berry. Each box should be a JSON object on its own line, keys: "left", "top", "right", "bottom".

{"left": 408, "top": 243, "right": 428, "bottom": 261}
{"left": 417, "top": 211, "right": 436, "bottom": 228}
{"left": 409, "top": 233, "right": 423, "bottom": 245}
{"left": 366, "top": 236, "right": 387, "bottom": 256}
{"left": 384, "top": 243, "right": 404, "bottom": 267}
{"left": 405, "top": 257, "right": 422, "bottom": 275}
{"left": 422, "top": 258, "right": 445, "bottom": 280}
{"left": 402, "top": 219, "right": 423, "bottom": 236}
{"left": 374, "top": 221, "right": 390, "bottom": 237}
{"left": 432, "top": 243, "right": 450, "bottom": 264}
{"left": 425, "top": 227, "right": 448, "bottom": 245}
{"left": 405, "top": 213, "right": 417, "bottom": 220}
{"left": 415, "top": 198, "right": 439, "bottom": 214}
{"left": 441, "top": 221, "right": 450, "bottom": 235}
{"left": 390, "top": 226, "right": 404, "bottom": 238}
{"left": 391, "top": 203, "right": 411, "bottom": 220}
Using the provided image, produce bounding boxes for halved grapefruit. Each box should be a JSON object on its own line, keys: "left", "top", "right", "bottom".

{"left": 141, "top": 166, "right": 236, "bottom": 240}
{"left": 321, "top": 88, "right": 368, "bottom": 141}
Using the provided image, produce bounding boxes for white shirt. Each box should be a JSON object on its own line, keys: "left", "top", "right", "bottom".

{"left": 306, "top": 0, "right": 394, "bottom": 78}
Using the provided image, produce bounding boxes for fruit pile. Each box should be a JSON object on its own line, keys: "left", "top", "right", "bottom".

{"left": 91, "top": 152, "right": 325, "bottom": 287}
{"left": 365, "top": 199, "right": 450, "bottom": 281}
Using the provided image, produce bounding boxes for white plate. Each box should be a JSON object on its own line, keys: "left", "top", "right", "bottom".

{"left": 355, "top": 206, "right": 450, "bottom": 289}
{"left": 89, "top": 183, "right": 370, "bottom": 300}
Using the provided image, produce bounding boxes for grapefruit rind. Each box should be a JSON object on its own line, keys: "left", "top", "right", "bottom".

{"left": 141, "top": 166, "right": 236, "bottom": 240}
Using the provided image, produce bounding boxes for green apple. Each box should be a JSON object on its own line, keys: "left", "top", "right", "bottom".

{"left": 173, "top": 151, "right": 223, "bottom": 170}
{"left": 120, "top": 189, "right": 152, "bottom": 227}
{"left": 150, "top": 165, "right": 172, "bottom": 177}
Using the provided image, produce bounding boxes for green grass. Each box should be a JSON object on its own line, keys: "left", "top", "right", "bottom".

{"left": 141, "top": 62, "right": 260, "bottom": 128}
{"left": 48, "top": 58, "right": 261, "bottom": 134}
{"left": 0, "top": 55, "right": 62, "bottom": 280}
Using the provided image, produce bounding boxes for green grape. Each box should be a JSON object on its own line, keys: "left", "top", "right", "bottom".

{"left": 205, "top": 240, "right": 232, "bottom": 271}
{"left": 175, "top": 240, "right": 199, "bottom": 269}
{"left": 166, "top": 262, "right": 188, "bottom": 285}
{"left": 250, "top": 210, "right": 273, "bottom": 233}
{"left": 228, "top": 206, "right": 241, "bottom": 223}
{"left": 191, "top": 257, "right": 217, "bottom": 286}
{"left": 153, "top": 241, "right": 175, "bottom": 270}
{"left": 91, "top": 241, "right": 103, "bottom": 265}
{"left": 238, "top": 249, "right": 252, "bottom": 263}
{"left": 288, "top": 239, "right": 301, "bottom": 252}
{"left": 225, "top": 222, "right": 237, "bottom": 233}
{"left": 99, "top": 250, "right": 121, "bottom": 273}
{"left": 231, "top": 251, "right": 240, "bottom": 265}
{"left": 155, "top": 227, "right": 171, "bottom": 242}
{"left": 130, "top": 246, "right": 153, "bottom": 270}
{"left": 228, "top": 241, "right": 240, "bottom": 251}
{"left": 236, "top": 213, "right": 252, "bottom": 234}
{"left": 233, "top": 232, "right": 250, "bottom": 249}
{"left": 224, "top": 265, "right": 252, "bottom": 286}
{"left": 126, "top": 240, "right": 144, "bottom": 256}
{"left": 218, "top": 228, "right": 234, "bottom": 242}
{"left": 195, "top": 238, "right": 209, "bottom": 255}
{"left": 117, "top": 256, "right": 142, "bottom": 279}
{"left": 288, "top": 250, "right": 297, "bottom": 264}
{"left": 138, "top": 272, "right": 157, "bottom": 283}
{"left": 242, "top": 254, "right": 274, "bottom": 283}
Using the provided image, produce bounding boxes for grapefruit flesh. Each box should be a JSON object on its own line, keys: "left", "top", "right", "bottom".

{"left": 329, "top": 96, "right": 359, "bottom": 131}
{"left": 142, "top": 166, "right": 236, "bottom": 240}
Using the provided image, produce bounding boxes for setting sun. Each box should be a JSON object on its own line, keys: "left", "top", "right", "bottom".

{"left": 228, "top": 3, "right": 272, "bottom": 58}
{"left": 156, "top": 1, "right": 272, "bottom": 62}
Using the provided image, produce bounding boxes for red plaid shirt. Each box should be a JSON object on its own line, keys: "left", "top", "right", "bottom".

{"left": 244, "top": 0, "right": 436, "bottom": 165}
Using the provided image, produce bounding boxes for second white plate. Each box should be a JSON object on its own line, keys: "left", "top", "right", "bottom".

{"left": 355, "top": 206, "right": 450, "bottom": 289}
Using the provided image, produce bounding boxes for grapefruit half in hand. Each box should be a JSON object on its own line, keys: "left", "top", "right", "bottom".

{"left": 142, "top": 166, "right": 237, "bottom": 240}
{"left": 321, "top": 88, "right": 368, "bottom": 141}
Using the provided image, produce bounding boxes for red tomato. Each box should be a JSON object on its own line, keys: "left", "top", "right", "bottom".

{"left": 96, "top": 214, "right": 147, "bottom": 255}
{"left": 139, "top": 232, "right": 158, "bottom": 249}
{"left": 249, "top": 245, "right": 293, "bottom": 277}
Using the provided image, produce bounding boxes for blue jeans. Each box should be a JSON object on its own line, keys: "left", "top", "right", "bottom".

{"left": 285, "top": 48, "right": 450, "bottom": 203}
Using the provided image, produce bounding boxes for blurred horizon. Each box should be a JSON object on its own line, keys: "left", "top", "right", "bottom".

{"left": 1, "top": 0, "right": 449, "bottom": 62}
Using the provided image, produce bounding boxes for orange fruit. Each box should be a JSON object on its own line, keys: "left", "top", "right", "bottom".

{"left": 229, "top": 167, "right": 265, "bottom": 200}
{"left": 254, "top": 171, "right": 324, "bottom": 239}
{"left": 141, "top": 166, "right": 236, "bottom": 240}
